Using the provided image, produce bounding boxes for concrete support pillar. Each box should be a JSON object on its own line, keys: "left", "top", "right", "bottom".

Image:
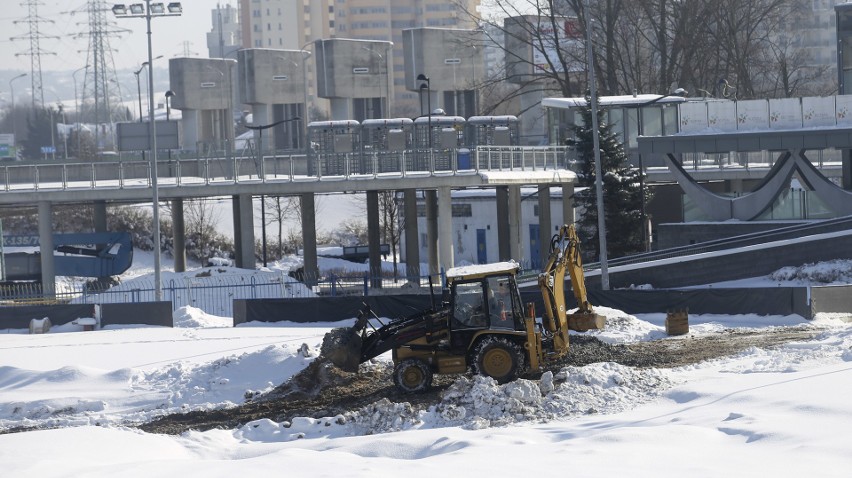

{"left": 728, "top": 179, "right": 744, "bottom": 195}
{"left": 538, "top": 185, "right": 552, "bottom": 268}
{"left": 181, "top": 109, "right": 199, "bottom": 152}
{"left": 172, "top": 199, "right": 186, "bottom": 273}
{"left": 366, "top": 190, "right": 382, "bottom": 288}
{"left": 38, "top": 201, "right": 55, "bottom": 298}
{"left": 496, "top": 186, "right": 510, "bottom": 261}
{"left": 330, "top": 98, "right": 351, "bottom": 121}
{"left": 508, "top": 185, "right": 522, "bottom": 263}
{"left": 232, "top": 196, "right": 242, "bottom": 267}
{"left": 403, "top": 189, "right": 421, "bottom": 284}
{"left": 562, "top": 183, "right": 575, "bottom": 226}
{"left": 233, "top": 194, "right": 255, "bottom": 269}
{"left": 93, "top": 201, "right": 107, "bottom": 232}
{"left": 437, "top": 186, "right": 454, "bottom": 272}
{"left": 425, "top": 189, "right": 439, "bottom": 277}
{"left": 301, "top": 193, "right": 318, "bottom": 287}
{"left": 92, "top": 200, "right": 110, "bottom": 283}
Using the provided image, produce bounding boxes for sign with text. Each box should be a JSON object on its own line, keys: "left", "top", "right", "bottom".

{"left": 532, "top": 17, "right": 584, "bottom": 73}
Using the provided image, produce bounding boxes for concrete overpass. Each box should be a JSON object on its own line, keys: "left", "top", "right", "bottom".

{"left": 0, "top": 148, "right": 575, "bottom": 295}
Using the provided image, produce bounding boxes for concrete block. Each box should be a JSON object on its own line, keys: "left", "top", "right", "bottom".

{"left": 29, "top": 317, "right": 51, "bottom": 334}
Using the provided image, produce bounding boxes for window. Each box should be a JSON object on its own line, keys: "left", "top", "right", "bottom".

{"left": 416, "top": 204, "right": 471, "bottom": 217}
{"left": 453, "top": 282, "right": 487, "bottom": 329}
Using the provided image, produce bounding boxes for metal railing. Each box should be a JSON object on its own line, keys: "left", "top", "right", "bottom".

{"left": 0, "top": 146, "right": 572, "bottom": 193}
{"left": 0, "top": 268, "right": 440, "bottom": 318}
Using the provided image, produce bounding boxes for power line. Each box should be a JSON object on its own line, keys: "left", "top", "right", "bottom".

{"left": 80, "top": 0, "right": 131, "bottom": 147}
{"left": 11, "top": 0, "right": 58, "bottom": 107}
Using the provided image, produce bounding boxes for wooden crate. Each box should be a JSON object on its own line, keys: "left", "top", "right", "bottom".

{"left": 665, "top": 309, "right": 689, "bottom": 336}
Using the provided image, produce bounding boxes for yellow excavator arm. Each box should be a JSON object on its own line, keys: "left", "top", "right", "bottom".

{"left": 537, "top": 224, "right": 604, "bottom": 354}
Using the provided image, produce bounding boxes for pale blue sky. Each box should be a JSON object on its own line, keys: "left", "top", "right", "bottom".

{"left": 0, "top": 1, "right": 230, "bottom": 73}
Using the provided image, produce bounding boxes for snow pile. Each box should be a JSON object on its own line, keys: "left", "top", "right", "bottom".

{"left": 173, "top": 306, "right": 232, "bottom": 328}
{"left": 0, "top": 341, "right": 319, "bottom": 430}
{"left": 232, "top": 360, "right": 678, "bottom": 441}
{"left": 431, "top": 363, "right": 675, "bottom": 429}
{"left": 769, "top": 259, "right": 852, "bottom": 284}
{"left": 584, "top": 307, "right": 667, "bottom": 343}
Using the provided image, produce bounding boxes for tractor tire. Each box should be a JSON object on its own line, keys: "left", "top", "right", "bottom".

{"left": 473, "top": 337, "right": 525, "bottom": 384}
{"left": 392, "top": 358, "right": 433, "bottom": 393}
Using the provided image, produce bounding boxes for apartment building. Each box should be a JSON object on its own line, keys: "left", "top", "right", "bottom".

{"left": 239, "top": 0, "right": 333, "bottom": 50}
{"left": 207, "top": 3, "right": 242, "bottom": 59}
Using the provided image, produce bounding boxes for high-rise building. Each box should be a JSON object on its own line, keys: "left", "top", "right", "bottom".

{"left": 207, "top": 3, "right": 242, "bottom": 59}
{"left": 240, "top": 0, "right": 333, "bottom": 50}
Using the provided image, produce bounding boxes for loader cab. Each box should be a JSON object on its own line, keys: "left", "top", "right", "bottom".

{"left": 448, "top": 272, "right": 524, "bottom": 333}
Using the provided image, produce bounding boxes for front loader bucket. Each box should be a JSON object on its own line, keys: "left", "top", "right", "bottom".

{"left": 320, "top": 311, "right": 369, "bottom": 372}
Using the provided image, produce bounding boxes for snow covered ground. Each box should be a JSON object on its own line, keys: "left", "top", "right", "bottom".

{"left": 1, "top": 253, "right": 852, "bottom": 477}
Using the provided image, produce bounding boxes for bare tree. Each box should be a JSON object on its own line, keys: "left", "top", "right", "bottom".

{"left": 469, "top": 0, "right": 815, "bottom": 105}
{"left": 262, "top": 196, "right": 297, "bottom": 258}
{"left": 260, "top": 195, "right": 326, "bottom": 257}
{"left": 379, "top": 191, "right": 402, "bottom": 278}
{"left": 185, "top": 198, "right": 221, "bottom": 260}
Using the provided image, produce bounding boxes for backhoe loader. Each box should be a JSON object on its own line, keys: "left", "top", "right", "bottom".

{"left": 323, "top": 224, "right": 605, "bottom": 393}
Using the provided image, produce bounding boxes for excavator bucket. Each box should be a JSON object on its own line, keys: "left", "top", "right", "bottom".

{"left": 320, "top": 309, "right": 369, "bottom": 372}
{"left": 567, "top": 312, "right": 606, "bottom": 332}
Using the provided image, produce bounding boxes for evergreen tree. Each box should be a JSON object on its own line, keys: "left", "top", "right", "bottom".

{"left": 566, "top": 97, "right": 648, "bottom": 260}
{"left": 21, "top": 107, "right": 56, "bottom": 160}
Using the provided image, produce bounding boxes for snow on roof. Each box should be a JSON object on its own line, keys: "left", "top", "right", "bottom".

{"left": 446, "top": 260, "right": 520, "bottom": 278}
{"left": 542, "top": 94, "right": 688, "bottom": 109}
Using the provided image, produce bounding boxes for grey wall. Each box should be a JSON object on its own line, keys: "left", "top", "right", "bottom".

{"left": 811, "top": 285, "right": 852, "bottom": 317}
{"left": 239, "top": 48, "right": 306, "bottom": 105}
{"left": 101, "top": 302, "right": 174, "bottom": 328}
{"left": 403, "top": 27, "right": 482, "bottom": 91}
{"left": 169, "top": 57, "right": 236, "bottom": 110}
{"left": 656, "top": 221, "right": 809, "bottom": 249}
{"left": 315, "top": 39, "right": 393, "bottom": 99}
{"left": 587, "top": 232, "right": 852, "bottom": 289}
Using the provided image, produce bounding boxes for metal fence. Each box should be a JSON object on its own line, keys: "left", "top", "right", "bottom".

{"left": 0, "top": 269, "right": 439, "bottom": 318}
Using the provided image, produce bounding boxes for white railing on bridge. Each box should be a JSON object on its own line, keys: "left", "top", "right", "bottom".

{"left": 0, "top": 146, "right": 572, "bottom": 192}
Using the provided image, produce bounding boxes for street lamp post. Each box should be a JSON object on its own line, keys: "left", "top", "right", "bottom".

{"left": 361, "top": 43, "right": 393, "bottom": 118}
{"left": 9, "top": 73, "right": 27, "bottom": 146}
{"left": 165, "top": 90, "right": 175, "bottom": 160}
{"left": 583, "top": 0, "right": 609, "bottom": 290}
{"left": 417, "top": 74, "right": 432, "bottom": 167}
{"left": 165, "top": 90, "right": 174, "bottom": 120}
{"left": 113, "top": 1, "right": 183, "bottom": 302}
{"left": 300, "top": 41, "right": 313, "bottom": 149}
{"left": 49, "top": 106, "right": 56, "bottom": 160}
{"left": 73, "top": 65, "right": 87, "bottom": 158}
{"left": 9, "top": 73, "right": 27, "bottom": 109}
{"left": 134, "top": 64, "right": 145, "bottom": 122}
{"left": 58, "top": 104, "right": 68, "bottom": 160}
